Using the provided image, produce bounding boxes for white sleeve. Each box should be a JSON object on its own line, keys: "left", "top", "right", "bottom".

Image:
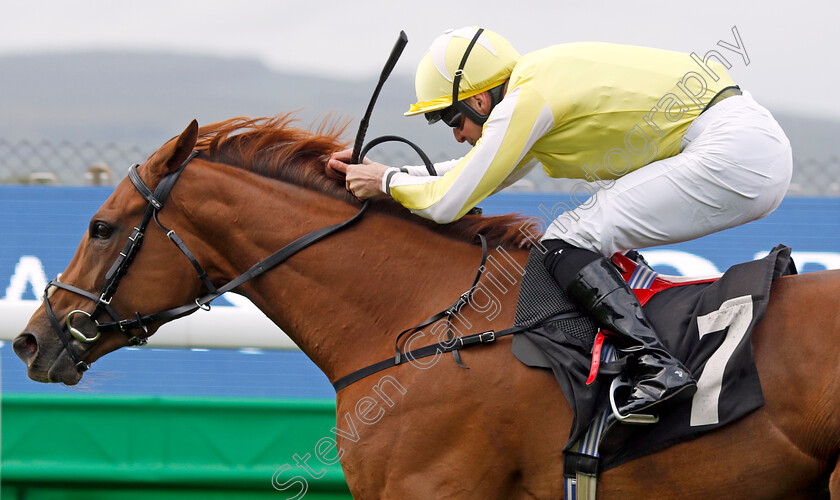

{"left": 400, "top": 158, "right": 462, "bottom": 176}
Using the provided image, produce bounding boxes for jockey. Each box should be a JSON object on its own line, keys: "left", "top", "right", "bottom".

{"left": 328, "top": 26, "right": 792, "bottom": 419}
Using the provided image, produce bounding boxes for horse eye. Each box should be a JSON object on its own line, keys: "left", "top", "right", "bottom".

{"left": 91, "top": 221, "right": 112, "bottom": 239}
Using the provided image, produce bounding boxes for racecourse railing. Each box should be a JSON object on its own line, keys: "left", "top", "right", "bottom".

{"left": 1, "top": 139, "right": 838, "bottom": 196}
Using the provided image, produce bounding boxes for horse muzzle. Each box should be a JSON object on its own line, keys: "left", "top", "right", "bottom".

{"left": 13, "top": 328, "right": 86, "bottom": 385}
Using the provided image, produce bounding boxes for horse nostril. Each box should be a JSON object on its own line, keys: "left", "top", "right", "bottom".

{"left": 13, "top": 333, "right": 39, "bottom": 365}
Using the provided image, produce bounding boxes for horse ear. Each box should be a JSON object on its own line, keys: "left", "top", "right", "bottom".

{"left": 167, "top": 119, "right": 199, "bottom": 170}
{"left": 147, "top": 119, "right": 200, "bottom": 180}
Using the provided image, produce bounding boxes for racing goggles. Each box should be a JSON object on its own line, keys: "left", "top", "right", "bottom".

{"left": 425, "top": 105, "right": 464, "bottom": 129}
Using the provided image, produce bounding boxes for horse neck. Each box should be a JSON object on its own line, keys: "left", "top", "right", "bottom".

{"left": 175, "top": 162, "right": 490, "bottom": 381}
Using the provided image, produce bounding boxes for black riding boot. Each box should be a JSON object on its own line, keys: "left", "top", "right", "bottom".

{"left": 568, "top": 257, "right": 696, "bottom": 417}
{"left": 543, "top": 239, "right": 696, "bottom": 418}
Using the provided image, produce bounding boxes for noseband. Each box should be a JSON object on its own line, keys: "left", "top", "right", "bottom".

{"left": 43, "top": 151, "right": 369, "bottom": 372}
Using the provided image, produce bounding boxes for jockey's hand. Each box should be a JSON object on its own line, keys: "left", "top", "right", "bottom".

{"left": 326, "top": 148, "right": 372, "bottom": 180}
{"left": 328, "top": 154, "right": 391, "bottom": 200}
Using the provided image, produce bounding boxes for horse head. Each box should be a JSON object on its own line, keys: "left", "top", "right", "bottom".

{"left": 14, "top": 120, "right": 202, "bottom": 384}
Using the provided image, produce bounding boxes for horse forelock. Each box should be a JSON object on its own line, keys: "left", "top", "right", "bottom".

{"left": 191, "top": 114, "right": 540, "bottom": 249}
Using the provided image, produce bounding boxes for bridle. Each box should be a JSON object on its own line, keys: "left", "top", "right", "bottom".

{"left": 43, "top": 151, "right": 369, "bottom": 372}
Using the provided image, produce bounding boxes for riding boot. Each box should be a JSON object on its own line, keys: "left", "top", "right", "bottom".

{"left": 566, "top": 257, "right": 697, "bottom": 418}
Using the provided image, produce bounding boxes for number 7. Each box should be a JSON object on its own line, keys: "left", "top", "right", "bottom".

{"left": 690, "top": 295, "right": 754, "bottom": 427}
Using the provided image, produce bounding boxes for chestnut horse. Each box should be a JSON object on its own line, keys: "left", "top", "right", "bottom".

{"left": 13, "top": 116, "right": 840, "bottom": 498}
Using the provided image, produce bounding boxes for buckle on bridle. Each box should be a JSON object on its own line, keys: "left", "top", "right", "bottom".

{"left": 118, "top": 312, "right": 149, "bottom": 333}
{"left": 121, "top": 313, "right": 149, "bottom": 346}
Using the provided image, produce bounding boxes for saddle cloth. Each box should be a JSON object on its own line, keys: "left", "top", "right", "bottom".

{"left": 512, "top": 244, "right": 796, "bottom": 470}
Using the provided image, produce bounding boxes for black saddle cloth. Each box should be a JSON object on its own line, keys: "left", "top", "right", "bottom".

{"left": 512, "top": 244, "right": 796, "bottom": 470}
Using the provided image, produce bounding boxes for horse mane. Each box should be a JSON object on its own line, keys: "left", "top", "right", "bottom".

{"left": 191, "top": 115, "right": 540, "bottom": 249}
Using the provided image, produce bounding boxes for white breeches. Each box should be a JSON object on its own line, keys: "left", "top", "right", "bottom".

{"left": 541, "top": 91, "right": 793, "bottom": 256}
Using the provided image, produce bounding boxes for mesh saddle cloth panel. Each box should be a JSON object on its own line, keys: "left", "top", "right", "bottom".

{"left": 512, "top": 246, "right": 598, "bottom": 368}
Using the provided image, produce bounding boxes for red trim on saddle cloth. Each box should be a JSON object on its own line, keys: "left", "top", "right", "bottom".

{"left": 586, "top": 332, "right": 605, "bottom": 385}
{"left": 585, "top": 253, "right": 721, "bottom": 384}
{"left": 611, "top": 252, "right": 720, "bottom": 306}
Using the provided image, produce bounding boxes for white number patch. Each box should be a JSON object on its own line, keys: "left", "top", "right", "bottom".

{"left": 690, "top": 295, "right": 754, "bottom": 427}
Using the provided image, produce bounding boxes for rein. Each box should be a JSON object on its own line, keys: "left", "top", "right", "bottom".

{"left": 44, "top": 151, "right": 370, "bottom": 371}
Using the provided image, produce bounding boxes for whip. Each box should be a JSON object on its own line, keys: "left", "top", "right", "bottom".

{"left": 350, "top": 31, "right": 408, "bottom": 164}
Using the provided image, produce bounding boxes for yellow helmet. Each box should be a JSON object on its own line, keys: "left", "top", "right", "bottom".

{"left": 405, "top": 26, "right": 520, "bottom": 118}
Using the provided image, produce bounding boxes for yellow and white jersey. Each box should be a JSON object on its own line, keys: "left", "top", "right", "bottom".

{"left": 385, "top": 42, "right": 736, "bottom": 223}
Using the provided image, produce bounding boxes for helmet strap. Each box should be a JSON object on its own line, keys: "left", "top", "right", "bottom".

{"left": 455, "top": 83, "right": 506, "bottom": 127}
{"left": 451, "top": 28, "right": 505, "bottom": 127}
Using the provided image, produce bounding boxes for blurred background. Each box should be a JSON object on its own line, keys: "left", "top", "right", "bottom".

{"left": 1, "top": 1, "right": 838, "bottom": 498}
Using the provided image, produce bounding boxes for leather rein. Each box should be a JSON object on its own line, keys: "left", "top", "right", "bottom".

{"left": 43, "top": 151, "right": 369, "bottom": 372}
